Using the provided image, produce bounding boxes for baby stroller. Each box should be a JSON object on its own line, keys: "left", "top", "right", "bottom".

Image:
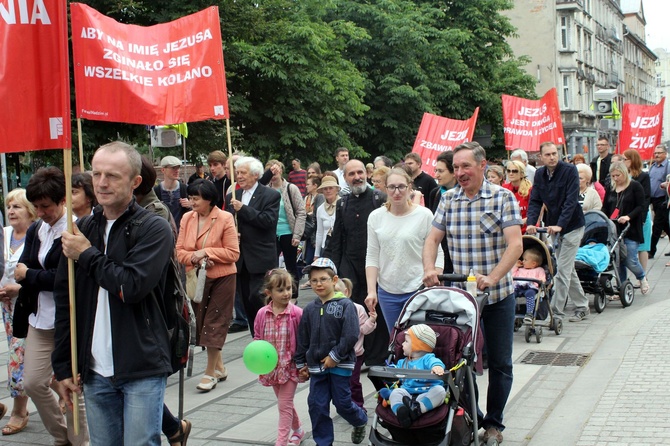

{"left": 513, "top": 235, "right": 563, "bottom": 344}
{"left": 575, "top": 210, "right": 634, "bottom": 313}
{"left": 368, "top": 274, "right": 486, "bottom": 446}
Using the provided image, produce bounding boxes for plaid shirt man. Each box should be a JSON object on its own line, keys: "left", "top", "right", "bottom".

{"left": 432, "top": 180, "right": 522, "bottom": 303}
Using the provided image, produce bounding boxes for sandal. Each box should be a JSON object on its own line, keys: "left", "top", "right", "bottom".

{"left": 169, "top": 419, "right": 191, "bottom": 446}
{"left": 288, "top": 427, "right": 305, "bottom": 446}
{"left": 2, "top": 415, "right": 29, "bottom": 436}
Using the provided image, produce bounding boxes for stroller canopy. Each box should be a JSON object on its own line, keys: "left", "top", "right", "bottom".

{"left": 582, "top": 210, "right": 617, "bottom": 247}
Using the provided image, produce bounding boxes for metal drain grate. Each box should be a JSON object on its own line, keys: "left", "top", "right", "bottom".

{"left": 518, "top": 350, "right": 590, "bottom": 367}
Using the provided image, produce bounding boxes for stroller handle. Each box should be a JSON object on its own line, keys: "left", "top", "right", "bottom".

{"left": 437, "top": 273, "right": 468, "bottom": 282}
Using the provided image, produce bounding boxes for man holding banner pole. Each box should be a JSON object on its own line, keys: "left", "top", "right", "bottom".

{"left": 53, "top": 142, "right": 174, "bottom": 446}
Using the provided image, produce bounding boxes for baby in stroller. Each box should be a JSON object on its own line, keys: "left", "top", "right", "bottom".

{"left": 379, "top": 324, "right": 447, "bottom": 428}
{"left": 511, "top": 247, "right": 546, "bottom": 324}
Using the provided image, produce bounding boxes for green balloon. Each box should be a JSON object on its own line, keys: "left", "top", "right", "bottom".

{"left": 243, "top": 340, "right": 279, "bottom": 375}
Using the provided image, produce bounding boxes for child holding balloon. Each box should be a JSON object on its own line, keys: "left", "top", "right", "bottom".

{"left": 253, "top": 268, "right": 305, "bottom": 446}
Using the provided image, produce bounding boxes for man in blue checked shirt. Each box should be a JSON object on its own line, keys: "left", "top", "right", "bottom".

{"left": 422, "top": 141, "right": 523, "bottom": 445}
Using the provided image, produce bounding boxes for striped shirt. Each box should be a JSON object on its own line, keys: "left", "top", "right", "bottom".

{"left": 432, "top": 180, "right": 522, "bottom": 304}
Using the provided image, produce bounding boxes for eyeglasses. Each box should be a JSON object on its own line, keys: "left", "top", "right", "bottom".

{"left": 506, "top": 169, "right": 519, "bottom": 173}
{"left": 371, "top": 179, "right": 382, "bottom": 185}
{"left": 387, "top": 184, "right": 408, "bottom": 193}
{"left": 309, "top": 277, "right": 332, "bottom": 285}
{"left": 654, "top": 152, "right": 665, "bottom": 155}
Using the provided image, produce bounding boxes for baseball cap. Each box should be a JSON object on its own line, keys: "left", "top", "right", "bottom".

{"left": 161, "top": 156, "right": 182, "bottom": 167}
{"left": 302, "top": 257, "right": 338, "bottom": 275}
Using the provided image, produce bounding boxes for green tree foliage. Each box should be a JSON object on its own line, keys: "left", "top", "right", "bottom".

{"left": 329, "top": 0, "right": 537, "bottom": 162}
{"left": 69, "top": 0, "right": 535, "bottom": 168}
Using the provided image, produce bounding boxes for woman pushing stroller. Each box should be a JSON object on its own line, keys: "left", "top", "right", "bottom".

{"left": 602, "top": 162, "right": 650, "bottom": 295}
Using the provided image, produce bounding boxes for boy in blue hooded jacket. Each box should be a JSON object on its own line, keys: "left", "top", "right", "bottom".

{"left": 295, "top": 258, "right": 368, "bottom": 445}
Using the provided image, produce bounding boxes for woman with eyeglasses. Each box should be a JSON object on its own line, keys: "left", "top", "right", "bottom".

{"left": 176, "top": 179, "right": 240, "bottom": 392}
{"left": 623, "top": 149, "right": 652, "bottom": 271}
{"left": 503, "top": 160, "right": 532, "bottom": 233}
{"left": 371, "top": 166, "right": 390, "bottom": 194}
{"left": 364, "top": 168, "right": 443, "bottom": 333}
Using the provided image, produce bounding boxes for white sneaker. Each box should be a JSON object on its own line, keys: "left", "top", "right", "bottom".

{"left": 640, "top": 277, "right": 650, "bottom": 295}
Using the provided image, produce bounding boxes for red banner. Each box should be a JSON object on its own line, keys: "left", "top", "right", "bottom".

{"left": 0, "top": 0, "right": 71, "bottom": 152}
{"left": 411, "top": 109, "right": 479, "bottom": 177}
{"left": 617, "top": 99, "right": 665, "bottom": 160}
{"left": 502, "top": 89, "right": 565, "bottom": 152}
{"left": 71, "top": 4, "right": 229, "bottom": 125}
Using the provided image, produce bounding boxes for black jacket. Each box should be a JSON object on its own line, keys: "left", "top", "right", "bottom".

{"left": 527, "top": 161, "right": 585, "bottom": 234}
{"left": 590, "top": 153, "right": 612, "bottom": 185}
{"left": 602, "top": 180, "right": 646, "bottom": 243}
{"left": 226, "top": 183, "right": 281, "bottom": 274}
{"left": 52, "top": 201, "right": 174, "bottom": 382}
{"left": 13, "top": 220, "right": 64, "bottom": 338}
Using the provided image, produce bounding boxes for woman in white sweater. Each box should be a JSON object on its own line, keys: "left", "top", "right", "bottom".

{"left": 364, "top": 168, "right": 443, "bottom": 333}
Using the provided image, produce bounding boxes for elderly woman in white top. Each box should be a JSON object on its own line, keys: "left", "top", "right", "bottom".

{"left": 365, "top": 168, "right": 443, "bottom": 332}
{"left": 0, "top": 188, "right": 36, "bottom": 435}
{"left": 576, "top": 163, "right": 602, "bottom": 212}
{"left": 314, "top": 176, "right": 341, "bottom": 259}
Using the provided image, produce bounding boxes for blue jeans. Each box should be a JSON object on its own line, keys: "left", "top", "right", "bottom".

{"left": 477, "top": 293, "right": 514, "bottom": 431}
{"left": 308, "top": 372, "right": 368, "bottom": 446}
{"left": 377, "top": 286, "right": 416, "bottom": 335}
{"left": 619, "top": 238, "right": 645, "bottom": 282}
{"left": 84, "top": 372, "right": 166, "bottom": 446}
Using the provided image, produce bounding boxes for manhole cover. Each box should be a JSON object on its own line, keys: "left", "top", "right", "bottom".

{"left": 518, "top": 351, "right": 590, "bottom": 367}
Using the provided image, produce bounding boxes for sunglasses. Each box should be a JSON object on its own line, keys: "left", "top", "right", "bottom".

{"left": 506, "top": 169, "right": 519, "bottom": 173}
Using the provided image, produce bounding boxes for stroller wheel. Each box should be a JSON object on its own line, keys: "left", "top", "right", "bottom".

{"left": 594, "top": 291, "right": 607, "bottom": 313}
{"left": 535, "top": 327, "right": 543, "bottom": 343}
{"left": 553, "top": 318, "right": 563, "bottom": 335}
{"left": 524, "top": 326, "right": 532, "bottom": 343}
{"left": 620, "top": 281, "right": 634, "bottom": 307}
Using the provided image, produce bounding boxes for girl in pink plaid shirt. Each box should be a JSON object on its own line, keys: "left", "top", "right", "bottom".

{"left": 254, "top": 269, "right": 305, "bottom": 446}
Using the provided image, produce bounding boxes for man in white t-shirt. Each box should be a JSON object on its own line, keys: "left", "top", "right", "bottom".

{"left": 53, "top": 141, "right": 174, "bottom": 446}
{"left": 333, "top": 147, "right": 350, "bottom": 195}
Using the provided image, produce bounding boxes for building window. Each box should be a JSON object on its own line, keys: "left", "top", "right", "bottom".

{"left": 560, "top": 16, "right": 569, "bottom": 50}
{"left": 562, "top": 74, "right": 571, "bottom": 109}
{"left": 658, "top": 73, "right": 663, "bottom": 87}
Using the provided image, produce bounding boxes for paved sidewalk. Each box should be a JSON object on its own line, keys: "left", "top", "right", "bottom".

{"left": 1, "top": 239, "right": 669, "bottom": 445}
